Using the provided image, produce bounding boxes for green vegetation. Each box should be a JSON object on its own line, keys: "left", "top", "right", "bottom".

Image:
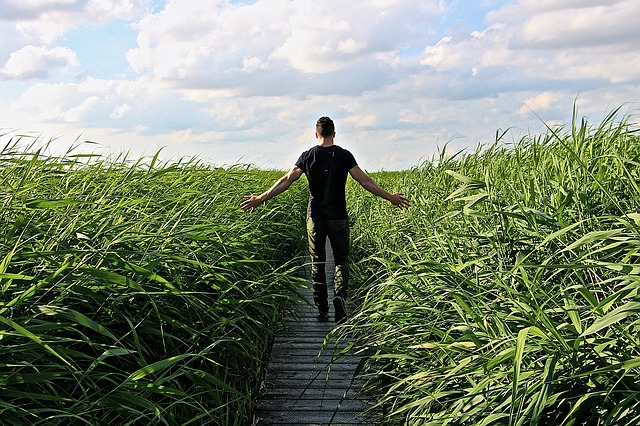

{"left": 0, "top": 138, "right": 306, "bottom": 425}
{"left": 346, "top": 107, "right": 640, "bottom": 425}
{"left": 2, "top": 106, "right": 639, "bottom": 425}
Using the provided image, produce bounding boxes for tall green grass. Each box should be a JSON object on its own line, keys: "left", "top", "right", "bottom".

{"left": 0, "top": 136, "right": 307, "bottom": 425}
{"left": 4, "top": 107, "right": 639, "bottom": 425}
{"left": 345, "top": 108, "right": 640, "bottom": 425}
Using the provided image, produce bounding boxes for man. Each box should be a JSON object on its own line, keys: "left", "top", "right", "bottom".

{"left": 240, "top": 117, "right": 410, "bottom": 323}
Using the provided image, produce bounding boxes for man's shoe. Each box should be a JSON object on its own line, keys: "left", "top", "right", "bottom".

{"left": 333, "top": 296, "right": 347, "bottom": 324}
{"left": 317, "top": 305, "right": 329, "bottom": 322}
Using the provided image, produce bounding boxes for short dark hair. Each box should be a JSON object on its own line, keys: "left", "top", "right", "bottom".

{"left": 316, "top": 116, "right": 335, "bottom": 137}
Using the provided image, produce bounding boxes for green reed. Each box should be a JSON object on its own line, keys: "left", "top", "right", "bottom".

{"left": 344, "top": 107, "right": 640, "bottom": 425}
{"left": 0, "top": 136, "right": 307, "bottom": 425}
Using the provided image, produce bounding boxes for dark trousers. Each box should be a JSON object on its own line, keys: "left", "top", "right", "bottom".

{"left": 306, "top": 216, "right": 349, "bottom": 308}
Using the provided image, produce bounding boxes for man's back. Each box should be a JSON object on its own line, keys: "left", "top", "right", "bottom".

{"left": 295, "top": 145, "right": 357, "bottom": 220}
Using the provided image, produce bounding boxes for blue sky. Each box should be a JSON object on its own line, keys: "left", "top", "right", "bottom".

{"left": 1, "top": 0, "right": 639, "bottom": 170}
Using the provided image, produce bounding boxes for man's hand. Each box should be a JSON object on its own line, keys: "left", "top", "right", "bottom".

{"left": 240, "top": 195, "right": 263, "bottom": 212}
{"left": 240, "top": 167, "right": 303, "bottom": 212}
{"left": 349, "top": 166, "right": 410, "bottom": 209}
{"left": 389, "top": 192, "right": 411, "bottom": 209}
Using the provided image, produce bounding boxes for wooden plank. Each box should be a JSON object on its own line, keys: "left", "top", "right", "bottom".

{"left": 272, "top": 335, "right": 348, "bottom": 343}
{"left": 268, "top": 344, "right": 351, "bottom": 354}
{"left": 268, "top": 363, "right": 361, "bottom": 373}
{"left": 258, "top": 398, "right": 374, "bottom": 412}
{"left": 259, "top": 386, "right": 366, "bottom": 400}
{"left": 268, "top": 358, "right": 361, "bottom": 367}
{"left": 267, "top": 354, "right": 358, "bottom": 364}
{"left": 254, "top": 410, "right": 378, "bottom": 425}
{"left": 263, "top": 372, "right": 361, "bottom": 383}
{"left": 263, "top": 379, "right": 366, "bottom": 391}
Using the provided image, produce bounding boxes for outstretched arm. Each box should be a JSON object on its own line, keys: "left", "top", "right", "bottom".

{"left": 349, "top": 166, "right": 410, "bottom": 208}
{"left": 240, "top": 166, "right": 304, "bottom": 211}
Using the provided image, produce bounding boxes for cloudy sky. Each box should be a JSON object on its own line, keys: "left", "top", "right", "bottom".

{"left": 1, "top": 0, "right": 639, "bottom": 170}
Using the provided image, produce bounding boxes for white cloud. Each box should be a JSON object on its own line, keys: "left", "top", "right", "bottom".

{"left": 1, "top": 0, "right": 76, "bottom": 20}
{"left": 421, "top": 36, "right": 458, "bottom": 69}
{"left": 58, "top": 96, "right": 102, "bottom": 122}
{"left": 1, "top": 45, "right": 78, "bottom": 79}
{"left": 6, "top": 76, "right": 157, "bottom": 126}
{"left": 1, "top": 0, "right": 146, "bottom": 44}
{"left": 127, "top": 0, "right": 439, "bottom": 85}
{"left": 518, "top": 91, "right": 560, "bottom": 117}
{"left": 419, "top": 0, "right": 640, "bottom": 91}
{"left": 242, "top": 56, "right": 268, "bottom": 72}
{"left": 87, "top": 0, "right": 141, "bottom": 19}
{"left": 111, "top": 103, "right": 132, "bottom": 119}
{"left": 344, "top": 113, "right": 377, "bottom": 128}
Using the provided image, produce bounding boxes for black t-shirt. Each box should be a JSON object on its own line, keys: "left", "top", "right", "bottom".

{"left": 295, "top": 145, "right": 358, "bottom": 219}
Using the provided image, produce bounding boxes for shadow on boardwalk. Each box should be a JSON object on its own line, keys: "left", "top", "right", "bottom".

{"left": 253, "top": 243, "right": 380, "bottom": 426}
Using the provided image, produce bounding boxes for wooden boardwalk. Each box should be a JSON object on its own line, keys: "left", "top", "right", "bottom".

{"left": 253, "top": 244, "right": 379, "bottom": 425}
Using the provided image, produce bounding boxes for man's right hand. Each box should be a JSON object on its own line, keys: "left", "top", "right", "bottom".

{"left": 240, "top": 195, "right": 263, "bottom": 212}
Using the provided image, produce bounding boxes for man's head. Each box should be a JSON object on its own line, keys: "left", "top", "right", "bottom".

{"left": 316, "top": 116, "right": 335, "bottom": 137}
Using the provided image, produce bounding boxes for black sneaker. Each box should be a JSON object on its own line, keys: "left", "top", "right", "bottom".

{"left": 317, "top": 305, "right": 329, "bottom": 322}
{"left": 333, "top": 296, "right": 346, "bottom": 324}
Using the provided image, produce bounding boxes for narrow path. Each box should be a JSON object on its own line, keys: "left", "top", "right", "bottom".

{"left": 253, "top": 243, "right": 379, "bottom": 425}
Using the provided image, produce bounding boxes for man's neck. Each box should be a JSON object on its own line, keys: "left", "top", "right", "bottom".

{"left": 318, "top": 137, "right": 334, "bottom": 147}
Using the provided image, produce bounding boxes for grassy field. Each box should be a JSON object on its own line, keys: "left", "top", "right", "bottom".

{"left": 1, "top": 107, "right": 639, "bottom": 425}
{"left": 345, "top": 108, "right": 640, "bottom": 425}
{"left": 0, "top": 137, "right": 307, "bottom": 425}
